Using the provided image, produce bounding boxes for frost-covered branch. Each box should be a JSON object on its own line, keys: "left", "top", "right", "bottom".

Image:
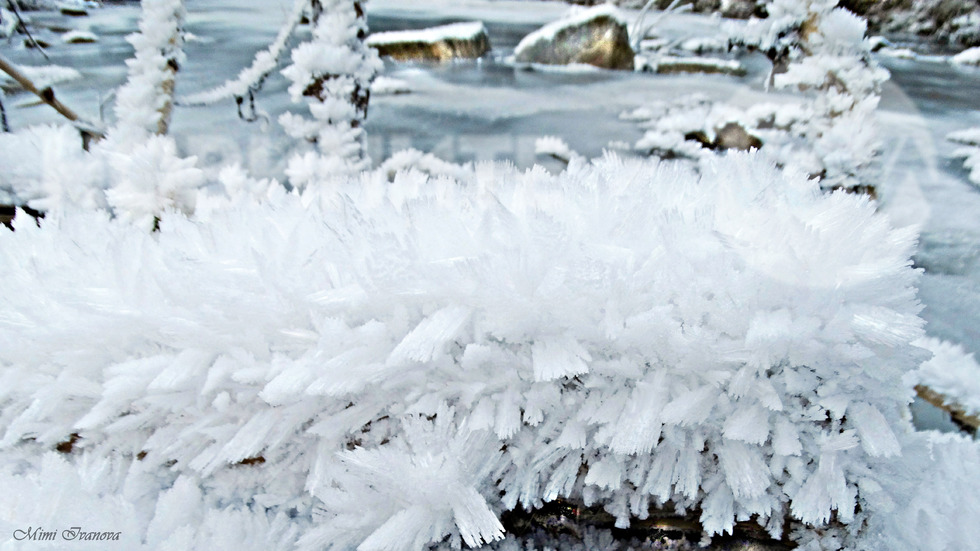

{"left": 0, "top": 52, "right": 102, "bottom": 138}
{"left": 0, "top": 153, "right": 948, "bottom": 549}
{"left": 727, "top": 0, "right": 886, "bottom": 194}
{"left": 111, "top": 0, "right": 185, "bottom": 141}
{"left": 179, "top": 0, "right": 307, "bottom": 107}
{"left": 279, "top": 0, "right": 381, "bottom": 187}
{"left": 5, "top": 0, "right": 50, "bottom": 59}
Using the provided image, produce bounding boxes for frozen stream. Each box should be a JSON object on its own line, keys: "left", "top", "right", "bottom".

{"left": 3, "top": 1, "right": 980, "bottom": 423}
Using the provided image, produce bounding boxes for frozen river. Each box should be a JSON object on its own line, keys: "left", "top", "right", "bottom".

{"left": 4, "top": 1, "right": 980, "bottom": 377}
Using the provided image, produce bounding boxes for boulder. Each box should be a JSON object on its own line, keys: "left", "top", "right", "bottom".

{"left": 684, "top": 122, "right": 762, "bottom": 151}
{"left": 366, "top": 22, "right": 491, "bottom": 62}
{"left": 514, "top": 5, "right": 634, "bottom": 70}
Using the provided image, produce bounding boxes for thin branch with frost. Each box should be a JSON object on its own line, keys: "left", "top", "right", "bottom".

{"left": 0, "top": 53, "right": 103, "bottom": 138}
{"left": 111, "top": 0, "right": 185, "bottom": 140}
{"left": 629, "top": 0, "right": 690, "bottom": 53}
{"left": 179, "top": 0, "right": 306, "bottom": 107}
{"left": 279, "top": 0, "right": 381, "bottom": 187}
{"left": 6, "top": 0, "right": 49, "bottom": 59}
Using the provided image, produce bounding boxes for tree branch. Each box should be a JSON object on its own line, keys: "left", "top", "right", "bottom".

{"left": 0, "top": 53, "right": 103, "bottom": 138}
{"left": 6, "top": 0, "right": 49, "bottom": 59}
{"left": 179, "top": 0, "right": 306, "bottom": 106}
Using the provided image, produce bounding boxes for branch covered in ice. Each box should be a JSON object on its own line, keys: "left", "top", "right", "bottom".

{"left": 179, "top": 0, "right": 307, "bottom": 107}
{"left": 111, "top": 0, "right": 186, "bottom": 142}
{"left": 279, "top": 0, "right": 382, "bottom": 186}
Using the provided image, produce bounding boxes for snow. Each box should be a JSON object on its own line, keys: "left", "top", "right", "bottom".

{"left": 371, "top": 75, "right": 411, "bottom": 95}
{"left": 366, "top": 21, "right": 488, "bottom": 46}
{"left": 949, "top": 127, "right": 980, "bottom": 146}
{"left": 951, "top": 46, "right": 980, "bottom": 66}
{"left": 650, "top": 56, "right": 744, "bottom": 74}
{"left": 533, "top": 135, "right": 575, "bottom": 161}
{"left": 949, "top": 127, "right": 980, "bottom": 187}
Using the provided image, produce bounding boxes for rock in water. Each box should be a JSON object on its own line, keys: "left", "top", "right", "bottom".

{"left": 514, "top": 5, "right": 634, "bottom": 70}
{"left": 714, "top": 122, "right": 762, "bottom": 151}
{"left": 366, "top": 22, "right": 491, "bottom": 62}
{"left": 62, "top": 30, "right": 98, "bottom": 44}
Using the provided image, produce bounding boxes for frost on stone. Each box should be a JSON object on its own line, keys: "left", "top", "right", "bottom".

{"left": 0, "top": 152, "right": 930, "bottom": 548}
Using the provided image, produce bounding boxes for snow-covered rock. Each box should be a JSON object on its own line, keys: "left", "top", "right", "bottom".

{"left": 366, "top": 22, "right": 491, "bottom": 62}
{"left": 951, "top": 46, "right": 980, "bottom": 66}
{"left": 649, "top": 56, "right": 746, "bottom": 76}
{"left": 514, "top": 5, "right": 634, "bottom": 70}
{"left": 62, "top": 29, "right": 99, "bottom": 43}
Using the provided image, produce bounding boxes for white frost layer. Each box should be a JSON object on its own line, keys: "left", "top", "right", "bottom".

{"left": 912, "top": 337, "right": 980, "bottom": 417}
{"left": 366, "top": 21, "right": 487, "bottom": 46}
{"left": 0, "top": 153, "right": 928, "bottom": 549}
{"left": 515, "top": 4, "right": 625, "bottom": 53}
{"left": 951, "top": 46, "right": 980, "bottom": 66}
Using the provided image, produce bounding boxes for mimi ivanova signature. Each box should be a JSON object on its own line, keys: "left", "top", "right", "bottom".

{"left": 12, "top": 526, "right": 121, "bottom": 542}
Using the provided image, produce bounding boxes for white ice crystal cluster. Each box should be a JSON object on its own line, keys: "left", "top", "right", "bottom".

{"left": 0, "top": 152, "right": 931, "bottom": 549}
{"left": 280, "top": 0, "right": 382, "bottom": 188}
{"left": 0, "top": 124, "right": 106, "bottom": 210}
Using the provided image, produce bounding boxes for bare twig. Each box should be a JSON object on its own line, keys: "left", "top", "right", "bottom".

{"left": 6, "top": 0, "right": 49, "bottom": 60}
{"left": 0, "top": 52, "right": 104, "bottom": 138}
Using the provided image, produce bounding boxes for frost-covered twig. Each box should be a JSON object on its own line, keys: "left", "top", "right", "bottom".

{"left": 279, "top": 0, "right": 381, "bottom": 187}
{"left": 112, "top": 0, "right": 185, "bottom": 140}
{"left": 179, "top": 0, "right": 306, "bottom": 107}
{"left": 629, "top": 0, "right": 689, "bottom": 53}
{"left": 0, "top": 53, "right": 103, "bottom": 138}
{"left": 6, "top": 0, "right": 49, "bottom": 59}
